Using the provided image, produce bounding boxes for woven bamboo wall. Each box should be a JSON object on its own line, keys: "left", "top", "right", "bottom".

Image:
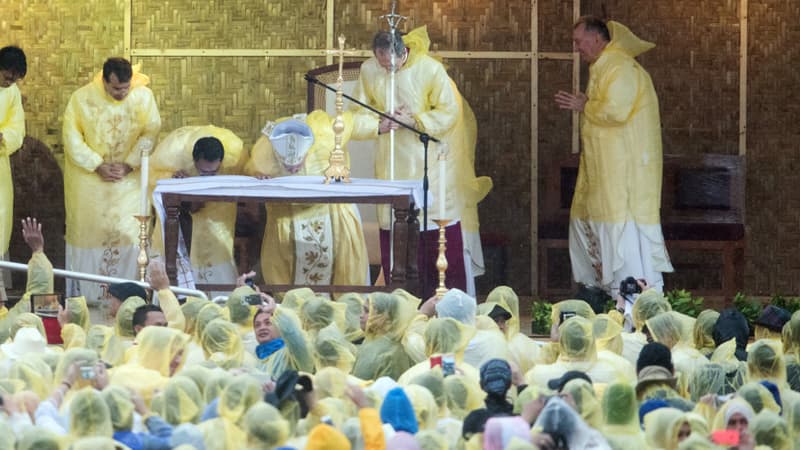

{"left": 1, "top": 0, "right": 798, "bottom": 297}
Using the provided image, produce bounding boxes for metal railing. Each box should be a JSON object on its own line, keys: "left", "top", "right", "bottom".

{"left": 0, "top": 260, "right": 208, "bottom": 300}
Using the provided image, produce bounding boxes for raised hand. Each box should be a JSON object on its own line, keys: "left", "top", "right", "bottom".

{"left": 21, "top": 217, "right": 44, "bottom": 253}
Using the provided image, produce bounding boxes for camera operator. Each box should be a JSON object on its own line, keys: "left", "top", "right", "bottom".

{"left": 615, "top": 277, "right": 649, "bottom": 332}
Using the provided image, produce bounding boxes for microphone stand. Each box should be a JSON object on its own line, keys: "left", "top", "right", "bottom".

{"left": 306, "top": 74, "right": 438, "bottom": 297}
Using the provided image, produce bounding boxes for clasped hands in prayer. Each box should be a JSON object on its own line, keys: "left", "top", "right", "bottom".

{"left": 379, "top": 104, "right": 416, "bottom": 134}
{"left": 95, "top": 162, "right": 132, "bottom": 182}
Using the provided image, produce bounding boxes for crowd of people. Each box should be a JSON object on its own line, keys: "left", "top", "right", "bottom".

{"left": 0, "top": 217, "right": 799, "bottom": 450}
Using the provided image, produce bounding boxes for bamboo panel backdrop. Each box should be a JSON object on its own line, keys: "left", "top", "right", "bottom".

{"left": 1, "top": 0, "right": 798, "bottom": 297}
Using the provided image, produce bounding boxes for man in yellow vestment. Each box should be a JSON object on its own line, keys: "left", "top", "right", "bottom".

{"left": 245, "top": 110, "right": 369, "bottom": 288}
{"left": 0, "top": 46, "right": 27, "bottom": 303}
{"left": 148, "top": 126, "right": 246, "bottom": 291}
{"left": 62, "top": 58, "right": 161, "bottom": 303}
{"left": 555, "top": 17, "right": 673, "bottom": 298}
{"left": 349, "top": 26, "right": 492, "bottom": 299}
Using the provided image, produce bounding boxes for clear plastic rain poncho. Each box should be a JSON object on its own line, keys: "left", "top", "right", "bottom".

{"left": 114, "top": 296, "right": 146, "bottom": 339}
{"left": 200, "top": 318, "right": 245, "bottom": 369}
{"left": 61, "top": 323, "right": 86, "bottom": 350}
{"left": 203, "top": 370, "right": 231, "bottom": 404}
{"left": 199, "top": 374, "right": 263, "bottom": 450}
{"left": 687, "top": 363, "right": 727, "bottom": 404}
{"left": 16, "top": 427, "right": 60, "bottom": 450}
{"left": 257, "top": 306, "right": 315, "bottom": 377}
{"left": 177, "top": 365, "right": 212, "bottom": 399}
{"left": 10, "top": 312, "right": 46, "bottom": 341}
{"left": 227, "top": 286, "right": 257, "bottom": 326}
{"left": 416, "top": 429, "right": 448, "bottom": 450}
{"left": 783, "top": 397, "right": 800, "bottom": 450}
{"left": 405, "top": 384, "right": 439, "bottom": 431}
{"left": 737, "top": 382, "right": 781, "bottom": 414}
{"left": 411, "top": 370, "right": 446, "bottom": 417}
{"left": 646, "top": 311, "right": 708, "bottom": 392}
{"left": 398, "top": 318, "right": 478, "bottom": 385}
{"left": 55, "top": 348, "right": 100, "bottom": 391}
{"left": 352, "top": 292, "right": 418, "bottom": 381}
{"left": 281, "top": 287, "right": 316, "bottom": 311}
{"left": 86, "top": 325, "right": 125, "bottom": 367}
{"left": 643, "top": 407, "right": 689, "bottom": 450}
{"left": 300, "top": 295, "right": 348, "bottom": 336}
{"left": 9, "top": 355, "right": 53, "bottom": 399}
{"left": 693, "top": 310, "right": 720, "bottom": 357}
{"left": 483, "top": 285, "right": 539, "bottom": 373}
{"left": 70, "top": 387, "right": 114, "bottom": 438}
{"left": 443, "top": 373, "right": 485, "bottom": 420}
{"left": 0, "top": 420, "right": 13, "bottom": 450}
{"left": 594, "top": 314, "right": 623, "bottom": 355}
{"left": 533, "top": 396, "right": 611, "bottom": 450}
{"left": 601, "top": 382, "right": 647, "bottom": 450}
{"left": 194, "top": 302, "right": 227, "bottom": 342}
{"left": 435, "top": 289, "right": 477, "bottom": 326}
{"left": 750, "top": 409, "right": 791, "bottom": 450}
{"left": 243, "top": 402, "right": 290, "bottom": 450}
{"left": 65, "top": 296, "right": 91, "bottom": 331}
{"left": 181, "top": 298, "right": 211, "bottom": 337}
{"left": 335, "top": 292, "right": 367, "bottom": 342}
{"left": 747, "top": 339, "right": 787, "bottom": 384}
{"left": 159, "top": 375, "right": 204, "bottom": 425}
{"left": 562, "top": 378, "right": 603, "bottom": 429}
{"left": 101, "top": 384, "right": 136, "bottom": 431}
{"left": 70, "top": 436, "right": 132, "bottom": 450}
{"left": 632, "top": 289, "right": 671, "bottom": 331}
{"left": 313, "top": 323, "right": 357, "bottom": 373}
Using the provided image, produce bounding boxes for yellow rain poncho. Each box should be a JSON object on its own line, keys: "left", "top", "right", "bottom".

{"left": 443, "top": 373, "right": 485, "bottom": 420}
{"left": 0, "top": 78, "right": 24, "bottom": 255}
{"left": 256, "top": 306, "right": 315, "bottom": 377}
{"left": 313, "top": 323, "right": 357, "bottom": 373}
{"left": 199, "top": 374, "right": 262, "bottom": 450}
{"left": 601, "top": 382, "right": 647, "bottom": 450}
{"left": 300, "top": 296, "right": 348, "bottom": 337}
{"left": 55, "top": 348, "right": 100, "bottom": 392}
{"left": 737, "top": 382, "right": 781, "bottom": 414}
{"left": 200, "top": 318, "right": 247, "bottom": 369}
{"left": 70, "top": 387, "right": 114, "bottom": 438}
{"left": 483, "top": 285, "right": 539, "bottom": 372}
{"left": 405, "top": 384, "right": 439, "bottom": 431}
{"left": 159, "top": 375, "right": 204, "bottom": 425}
{"left": 101, "top": 384, "right": 136, "bottom": 431}
{"left": 195, "top": 302, "right": 228, "bottom": 341}
{"left": 353, "top": 292, "right": 418, "bottom": 380}
{"left": 227, "top": 287, "right": 257, "bottom": 325}
{"left": 16, "top": 427, "right": 60, "bottom": 450}
{"left": 149, "top": 125, "right": 246, "bottom": 286}
{"left": 747, "top": 339, "right": 787, "bottom": 384}
{"left": 9, "top": 312, "right": 46, "bottom": 341}
{"left": 0, "top": 420, "right": 14, "bottom": 450}
{"left": 244, "top": 402, "right": 290, "bottom": 449}
{"left": 65, "top": 296, "right": 91, "bottom": 331}
{"left": 647, "top": 311, "right": 708, "bottom": 391}
{"left": 526, "top": 316, "right": 634, "bottom": 392}
{"left": 244, "top": 110, "right": 369, "bottom": 288}
{"left": 203, "top": 370, "right": 231, "bottom": 404}
{"left": 115, "top": 296, "right": 146, "bottom": 339}
{"left": 594, "top": 314, "right": 624, "bottom": 355}
{"left": 181, "top": 297, "right": 210, "bottom": 337}
{"left": 86, "top": 325, "right": 125, "bottom": 366}
{"left": 562, "top": 378, "right": 603, "bottom": 429}
{"left": 398, "top": 317, "right": 478, "bottom": 385}
{"left": 336, "top": 292, "right": 366, "bottom": 343}
{"left": 280, "top": 287, "right": 315, "bottom": 310}
{"left": 109, "top": 325, "right": 189, "bottom": 404}
{"left": 416, "top": 430, "right": 448, "bottom": 450}
{"left": 750, "top": 409, "right": 791, "bottom": 450}
{"left": 62, "top": 64, "right": 161, "bottom": 302}
{"left": 9, "top": 355, "right": 53, "bottom": 399}
{"left": 568, "top": 20, "right": 673, "bottom": 290}
{"left": 61, "top": 323, "right": 87, "bottom": 350}
{"left": 694, "top": 310, "right": 720, "bottom": 357}
{"left": 70, "top": 436, "right": 133, "bottom": 450}
{"left": 410, "top": 370, "right": 446, "bottom": 417}
{"left": 643, "top": 407, "right": 690, "bottom": 450}
{"left": 350, "top": 26, "right": 492, "bottom": 280}
{"left": 688, "top": 363, "right": 727, "bottom": 403}
{"left": 632, "top": 289, "right": 671, "bottom": 331}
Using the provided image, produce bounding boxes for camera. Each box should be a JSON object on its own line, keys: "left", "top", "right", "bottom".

{"left": 241, "top": 294, "right": 263, "bottom": 306}
{"left": 559, "top": 311, "right": 577, "bottom": 325}
{"left": 441, "top": 354, "right": 456, "bottom": 377}
{"left": 244, "top": 278, "right": 256, "bottom": 289}
{"left": 80, "top": 365, "right": 96, "bottom": 379}
{"left": 619, "top": 276, "right": 642, "bottom": 297}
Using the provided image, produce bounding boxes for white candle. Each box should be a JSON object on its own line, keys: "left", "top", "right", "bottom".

{"left": 140, "top": 152, "right": 149, "bottom": 216}
{"left": 438, "top": 152, "right": 446, "bottom": 219}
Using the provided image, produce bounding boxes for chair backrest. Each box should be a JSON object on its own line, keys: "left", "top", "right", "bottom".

{"left": 306, "top": 62, "right": 364, "bottom": 113}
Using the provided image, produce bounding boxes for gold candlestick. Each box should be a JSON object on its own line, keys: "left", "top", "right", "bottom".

{"left": 134, "top": 215, "right": 150, "bottom": 282}
{"left": 324, "top": 34, "right": 353, "bottom": 184}
{"left": 434, "top": 219, "right": 451, "bottom": 298}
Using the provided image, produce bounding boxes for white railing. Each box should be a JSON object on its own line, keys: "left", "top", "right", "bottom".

{"left": 0, "top": 260, "right": 208, "bottom": 300}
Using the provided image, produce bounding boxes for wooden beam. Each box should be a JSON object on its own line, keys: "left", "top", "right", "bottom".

{"left": 124, "top": 0, "right": 132, "bottom": 60}
{"left": 539, "top": 52, "right": 573, "bottom": 60}
{"left": 531, "top": 0, "right": 539, "bottom": 296}
{"left": 739, "top": 0, "right": 748, "bottom": 156}
{"left": 571, "top": 1, "right": 581, "bottom": 154}
{"left": 326, "top": 0, "right": 334, "bottom": 65}
{"left": 130, "top": 48, "right": 532, "bottom": 59}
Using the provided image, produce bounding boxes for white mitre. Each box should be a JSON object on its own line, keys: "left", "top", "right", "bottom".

{"left": 261, "top": 113, "right": 314, "bottom": 168}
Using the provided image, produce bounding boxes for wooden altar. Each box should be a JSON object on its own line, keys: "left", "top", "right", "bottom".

{"left": 153, "top": 175, "right": 423, "bottom": 295}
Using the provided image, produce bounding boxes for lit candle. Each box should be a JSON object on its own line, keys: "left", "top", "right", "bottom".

{"left": 438, "top": 149, "right": 446, "bottom": 219}
{"left": 138, "top": 138, "right": 153, "bottom": 216}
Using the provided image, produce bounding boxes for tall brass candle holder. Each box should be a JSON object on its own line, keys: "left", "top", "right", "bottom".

{"left": 434, "top": 219, "right": 451, "bottom": 298}
{"left": 134, "top": 215, "right": 150, "bottom": 282}
{"left": 324, "top": 34, "right": 352, "bottom": 184}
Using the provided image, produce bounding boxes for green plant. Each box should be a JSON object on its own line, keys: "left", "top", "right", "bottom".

{"left": 530, "top": 300, "right": 552, "bottom": 335}
{"left": 771, "top": 295, "right": 800, "bottom": 314}
{"left": 733, "top": 292, "right": 762, "bottom": 333}
{"left": 666, "top": 289, "right": 704, "bottom": 317}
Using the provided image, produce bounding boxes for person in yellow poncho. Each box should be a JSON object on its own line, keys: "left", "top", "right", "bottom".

{"left": 555, "top": 16, "right": 673, "bottom": 295}
{"left": 244, "top": 110, "right": 369, "bottom": 288}
{"left": 350, "top": 26, "right": 492, "bottom": 299}
{"left": 0, "top": 46, "right": 26, "bottom": 304}
{"left": 149, "top": 127, "right": 246, "bottom": 292}
{"left": 62, "top": 57, "right": 161, "bottom": 303}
